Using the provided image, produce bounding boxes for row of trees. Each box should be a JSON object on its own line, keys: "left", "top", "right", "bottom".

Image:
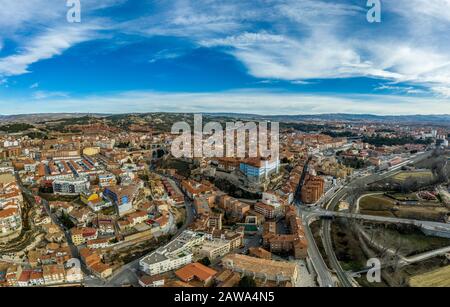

{"left": 322, "top": 130, "right": 358, "bottom": 138}
{"left": 341, "top": 157, "right": 371, "bottom": 169}
{"left": 0, "top": 123, "right": 34, "bottom": 133}
{"left": 362, "top": 136, "right": 433, "bottom": 147}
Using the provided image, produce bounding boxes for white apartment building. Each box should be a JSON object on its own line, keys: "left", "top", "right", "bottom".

{"left": 140, "top": 231, "right": 205, "bottom": 276}
{"left": 140, "top": 230, "right": 243, "bottom": 275}
{"left": 52, "top": 178, "right": 90, "bottom": 195}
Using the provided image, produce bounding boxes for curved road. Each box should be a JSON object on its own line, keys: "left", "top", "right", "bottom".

{"left": 318, "top": 151, "right": 434, "bottom": 287}
{"left": 301, "top": 211, "right": 335, "bottom": 287}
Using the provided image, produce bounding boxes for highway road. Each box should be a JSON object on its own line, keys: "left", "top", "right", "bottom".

{"left": 316, "top": 150, "right": 434, "bottom": 287}
{"left": 294, "top": 158, "right": 338, "bottom": 287}
{"left": 404, "top": 246, "right": 450, "bottom": 264}
{"left": 330, "top": 211, "right": 450, "bottom": 231}
{"left": 301, "top": 211, "right": 335, "bottom": 287}
{"left": 322, "top": 212, "right": 353, "bottom": 287}
{"left": 304, "top": 207, "right": 450, "bottom": 233}
{"left": 355, "top": 227, "right": 450, "bottom": 273}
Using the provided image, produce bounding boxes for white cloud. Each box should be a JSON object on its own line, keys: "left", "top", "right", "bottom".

{"left": 389, "top": 0, "right": 450, "bottom": 23}
{"left": 118, "top": 0, "right": 311, "bottom": 46}
{"left": 431, "top": 86, "right": 450, "bottom": 98}
{"left": 201, "top": 32, "right": 286, "bottom": 47}
{"left": 374, "top": 84, "right": 427, "bottom": 95}
{"left": 0, "top": 0, "right": 126, "bottom": 33}
{"left": 149, "top": 49, "right": 186, "bottom": 63}
{"left": 122, "top": 0, "right": 450, "bottom": 98}
{"left": 202, "top": 31, "right": 374, "bottom": 80}
{"left": 0, "top": 0, "right": 124, "bottom": 78}
{"left": 1, "top": 90, "right": 449, "bottom": 115}
{"left": 0, "top": 1, "right": 62, "bottom": 35}
{"left": 32, "top": 90, "right": 70, "bottom": 100}
{"left": 0, "top": 25, "right": 103, "bottom": 77}
{"left": 0, "top": 0, "right": 449, "bottom": 111}
{"left": 290, "top": 80, "right": 314, "bottom": 85}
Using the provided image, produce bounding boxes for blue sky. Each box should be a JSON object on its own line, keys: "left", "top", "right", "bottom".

{"left": 0, "top": 0, "right": 449, "bottom": 115}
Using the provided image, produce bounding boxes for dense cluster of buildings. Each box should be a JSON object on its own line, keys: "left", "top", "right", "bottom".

{"left": 0, "top": 171, "right": 23, "bottom": 241}
{"left": 0, "top": 235, "right": 83, "bottom": 286}
{"left": 2, "top": 262, "right": 82, "bottom": 287}
{"left": 140, "top": 229, "right": 244, "bottom": 276}
{"left": 262, "top": 206, "right": 308, "bottom": 259}
{"left": 0, "top": 115, "right": 448, "bottom": 288}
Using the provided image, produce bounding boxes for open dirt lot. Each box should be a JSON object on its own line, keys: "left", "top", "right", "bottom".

{"left": 359, "top": 194, "right": 449, "bottom": 222}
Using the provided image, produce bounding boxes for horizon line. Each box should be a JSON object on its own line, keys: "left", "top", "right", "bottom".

{"left": 1, "top": 112, "right": 450, "bottom": 117}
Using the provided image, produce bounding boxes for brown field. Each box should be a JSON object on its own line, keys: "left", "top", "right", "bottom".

{"left": 409, "top": 265, "right": 450, "bottom": 287}
{"left": 359, "top": 194, "right": 448, "bottom": 222}
{"left": 392, "top": 171, "right": 433, "bottom": 183}
{"left": 360, "top": 195, "right": 395, "bottom": 211}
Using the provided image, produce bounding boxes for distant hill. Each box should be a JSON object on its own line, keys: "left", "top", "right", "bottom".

{"left": 203, "top": 113, "right": 450, "bottom": 125}
{"left": 0, "top": 112, "right": 449, "bottom": 125}
{"left": 0, "top": 113, "right": 109, "bottom": 123}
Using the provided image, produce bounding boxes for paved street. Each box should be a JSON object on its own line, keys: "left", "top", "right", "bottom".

{"left": 301, "top": 210, "right": 335, "bottom": 287}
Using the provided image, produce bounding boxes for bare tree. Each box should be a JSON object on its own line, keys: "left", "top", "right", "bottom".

{"left": 347, "top": 182, "right": 366, "bottom": 212}
{"left": 400, "top": 177, "right": 419, "bottom": 193}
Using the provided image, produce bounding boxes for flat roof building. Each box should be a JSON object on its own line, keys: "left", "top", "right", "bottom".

{"left": 222, "top": 254, "right": 298, "bottom": 285}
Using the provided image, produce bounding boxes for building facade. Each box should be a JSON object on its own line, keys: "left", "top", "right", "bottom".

{"left": 52, "top": 178, "right": 90, "bottom": 195}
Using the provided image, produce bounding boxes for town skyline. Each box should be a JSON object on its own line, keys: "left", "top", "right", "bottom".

{"left": 1, "top": 111, "right": 450, "bottom": 117}
{"left": 1, "top": 0, "right": 450, "bottom": 293}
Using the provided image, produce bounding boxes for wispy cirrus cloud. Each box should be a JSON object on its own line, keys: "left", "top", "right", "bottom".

{"left": 118, "top": 0, "right": 450, "bottom": 98}
{"left": 375, "top": 84, "right": 427, "bottom": 95}
{"left": 0, "top": 0, "right": 449, "bottom": 115}
{"left": 32, "top": 90, "right": 70, "bottom": 100}
{"left": 149, "top": 48, "right": 187, "bottom": 63}
{"left": 0, "top": 0, "right": 124, "bottom": 78}
{"left": 0, "top": 24, "right": 104, "bottom": 77}
{"left": 29, "top": 82, "right": 39, "bottom": 89}
{"left": 118, "top": 0, "right": 256, "bottom": 39}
